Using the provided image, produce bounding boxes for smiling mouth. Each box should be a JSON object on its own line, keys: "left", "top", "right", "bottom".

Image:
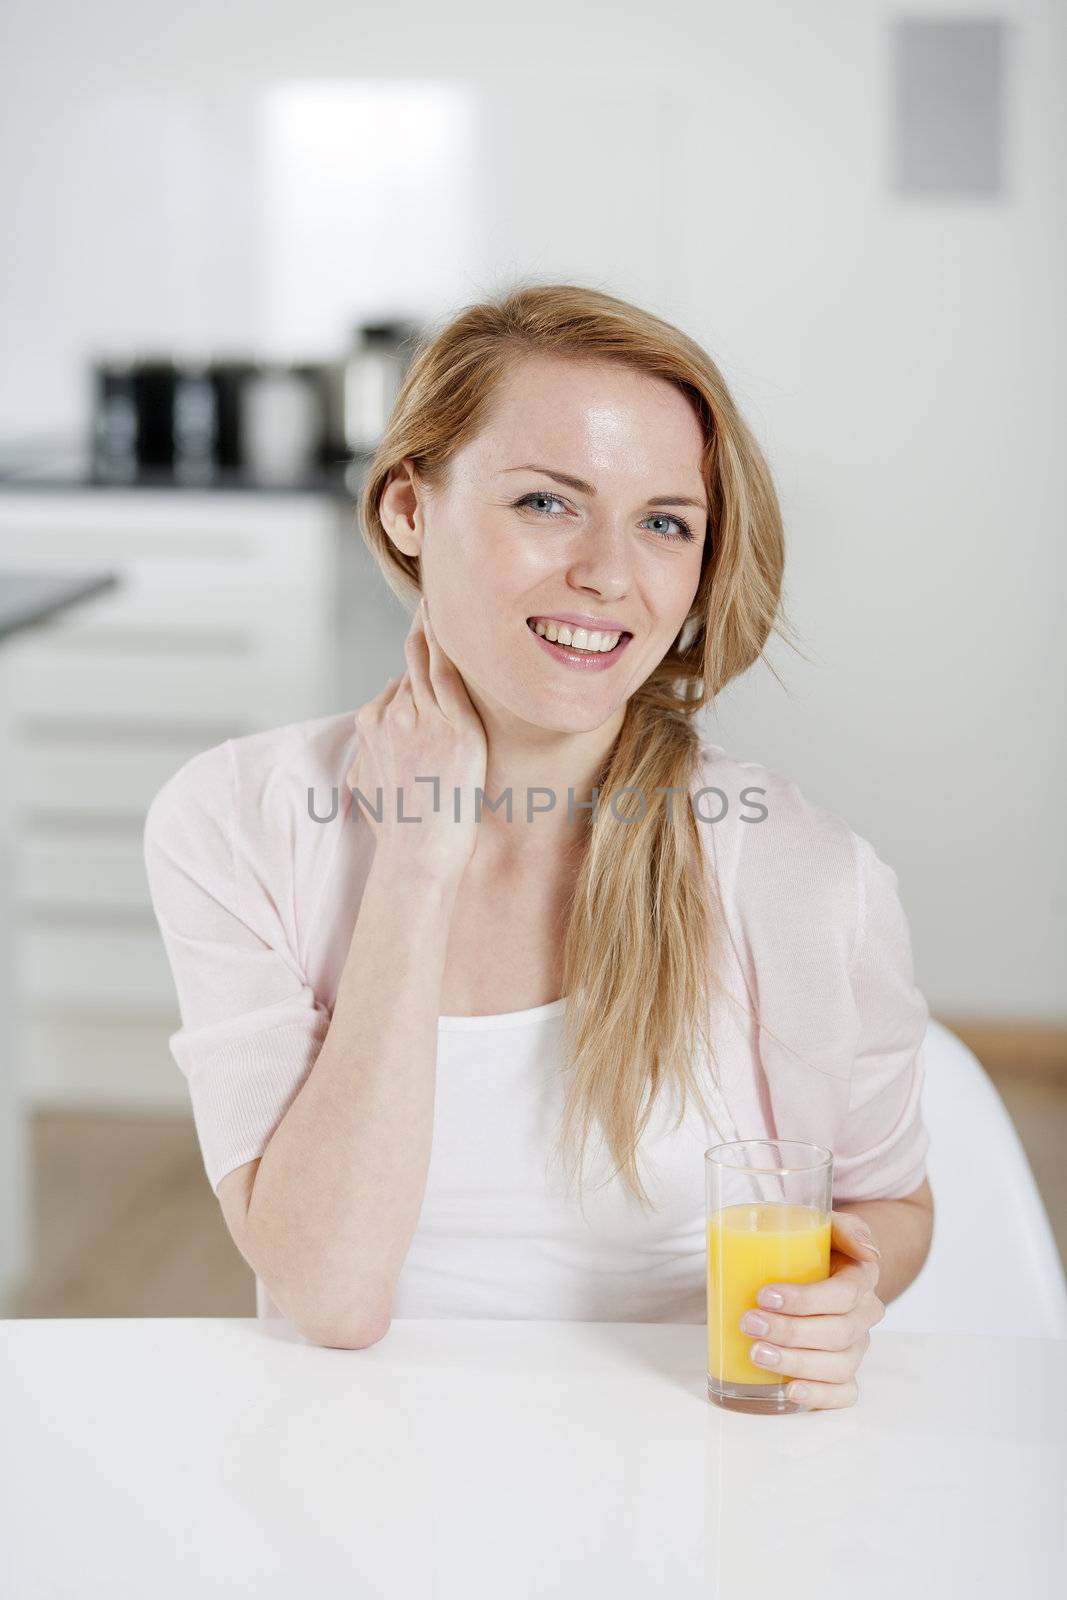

{"left": 525, "top": 618, "right": 633, "bottom": 654}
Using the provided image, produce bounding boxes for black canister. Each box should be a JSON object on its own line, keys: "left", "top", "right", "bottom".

{"left": 133, "top": 358, "right": 178, "bottom": 469}
{"left": 92, "top": 360, "right": 139, "bottom": 480}
{"left": 123, "top": 358, "right": 221, "bottom": 476}
{"left": 172, "top": 361, "right": 218, "bottom": 482}
{"left": 209, "top": 360, "right": 256, "bottom": 471}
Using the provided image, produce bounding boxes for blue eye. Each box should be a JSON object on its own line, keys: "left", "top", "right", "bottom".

{"left": 513, "top": 491, "right": 695, "bottom": 544}
{"left": 517, "top": 491, "right": 568, "bottom": 517}
{"left": 644, "top": 512, "right": 695, "bottom": 544}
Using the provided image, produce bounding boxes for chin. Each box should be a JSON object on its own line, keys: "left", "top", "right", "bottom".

{"left": 478, "top": 656, "right": 630, "bottom": 733}
{"left": 514, "top": 696, "right": 626, "bottom": 736}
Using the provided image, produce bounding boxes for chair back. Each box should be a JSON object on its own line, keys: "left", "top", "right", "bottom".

{"left": 879, "top": 1019, "right": 1067, "bottom": 1338}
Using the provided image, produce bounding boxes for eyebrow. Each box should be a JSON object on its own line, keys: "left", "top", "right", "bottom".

{"left": 500, "top": 463, "right": 707, "bottom": 512}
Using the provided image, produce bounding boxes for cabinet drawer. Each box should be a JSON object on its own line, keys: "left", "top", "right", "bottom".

{"left": 18, "top": 923, "right": 177, "bottom": 1011}
{"left": 0, "top": 490, "right": 339, "bottom": 583}
{"left": 17, "top": 833, "right": 154, "bottom": 911}
{"left": 20, "top": 571, "right": 331, "bottom": 642}
{"left": 14, "top": 737, "right": 217, "bottom": 819}
{"left": 7, "top": 645, "right": 321, "bottom": 724}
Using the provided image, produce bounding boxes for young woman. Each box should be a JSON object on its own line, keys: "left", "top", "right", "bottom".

{"left": 144, "top": 283, "right": 934, "bottom": 1410}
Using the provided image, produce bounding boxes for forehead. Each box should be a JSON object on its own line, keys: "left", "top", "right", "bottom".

{"left": 464, "top": 354, "right": 706, "bottom": 482}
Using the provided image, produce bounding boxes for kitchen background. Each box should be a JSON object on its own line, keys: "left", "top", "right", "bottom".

{"left": 1, "top": 0, "right": 1064, "bottom": 1316}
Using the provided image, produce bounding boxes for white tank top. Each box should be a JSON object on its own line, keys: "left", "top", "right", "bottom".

{"left": 257, "top": 996, "right": 740, "bottom": 1326}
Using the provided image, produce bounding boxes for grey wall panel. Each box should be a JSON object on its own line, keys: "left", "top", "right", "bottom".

{"left": 893, "top": 17, "right": 1009, "bottom": 196}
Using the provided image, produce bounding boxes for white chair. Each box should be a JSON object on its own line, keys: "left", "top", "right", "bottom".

{"left": 877, "top": 1018, "right": 1067, "bottom": 1339}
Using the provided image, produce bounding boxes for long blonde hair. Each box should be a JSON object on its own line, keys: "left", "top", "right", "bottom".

{"left": 359, "top": 282, "right": 793, "bottom": 1212}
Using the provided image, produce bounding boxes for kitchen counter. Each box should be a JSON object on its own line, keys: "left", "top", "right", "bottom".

{"left": 0, "top": 568, "right": 119, "bottom": 641}
{"left": 0, "top": 1316, "right": 1062, "bottom": 1597}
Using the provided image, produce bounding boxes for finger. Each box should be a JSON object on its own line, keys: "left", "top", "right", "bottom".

{"left": 379, "top": 673, "right": 403, "bottom": 708}
{"left": 420, "top": 598, "right": 471, "bottom": 722}
{"left": 384, "top": 666, "right": 408, "bottom": 696}
{"left": 403, "top": 607, "right": 433, "bottom": 715}
{"left": 740, "top": 1305, "right": 863, "bottom": 1353}
{"left": 353, "top": 674, "right": 404, "bottom": 723}
{"left": 349, "top": 678, "right": 406, "bottom": 789}
{"left": 757, "top": 1259, "right": 874, "bottom": 1317}
{"left": 377, "top": 673, "right": 410, "bottom": 730}
{"left": 389, "top": 671, "right": 418, "bottom": 727}
{"left": 747, "top": 1333, "right": 866, "bottom": 1386}
{"left": 785, "top": 1376, "right": 860, "bottom": 1412}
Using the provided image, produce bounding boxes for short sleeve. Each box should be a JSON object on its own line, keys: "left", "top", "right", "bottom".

{"left": 143, "top": 741, "right": 331, "bottom": 1196}
{"left": 831, "top": 832, "right": 932, "bottom": 1203}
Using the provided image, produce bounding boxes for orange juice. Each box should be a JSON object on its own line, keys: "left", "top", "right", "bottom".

{"left": 707, "top": 1201, "right": 831, "bottom": 1384}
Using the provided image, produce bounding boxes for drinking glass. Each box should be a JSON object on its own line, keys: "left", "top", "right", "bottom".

{"left": 706, "top": 1140, "right": 833, "bottom": 1414}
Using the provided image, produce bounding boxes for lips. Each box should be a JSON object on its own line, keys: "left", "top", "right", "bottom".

{"left": 525, "top": 619, "right": 630, "bottom": 650}
{"left": 525, "top": 617, "right": 633, "bottom": 640}
{"left": 525, "top": 618, "right": 634, "bottom": 672}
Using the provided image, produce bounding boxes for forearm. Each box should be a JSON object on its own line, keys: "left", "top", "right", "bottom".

{"left": 835, "top": 1195, "right": 934, "bottom": 1304}
{"left": 245, "top": 858, "right": 460, "bottom": 1345}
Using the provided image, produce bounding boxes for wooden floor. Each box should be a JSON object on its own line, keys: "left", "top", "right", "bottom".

{"left": 8, "top": 1068, "right": 1067, "bottom": 1319}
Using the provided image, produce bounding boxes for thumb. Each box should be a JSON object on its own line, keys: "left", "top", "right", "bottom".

{"left": 834, "top": 1211, "right": 882, "bottom": 1259}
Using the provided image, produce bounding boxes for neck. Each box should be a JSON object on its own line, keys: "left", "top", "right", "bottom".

{"left": 469, "top": 698, "right": 626, "bottom": 865}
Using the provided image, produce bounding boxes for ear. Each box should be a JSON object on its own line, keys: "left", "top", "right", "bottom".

{"left": 379, "top": 458, "right": 424, "bottom": 559}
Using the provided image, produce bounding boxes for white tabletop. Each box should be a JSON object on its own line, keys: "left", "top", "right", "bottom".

{"left": 1, "top": 1317, "right": 1063, "bottom": 1599}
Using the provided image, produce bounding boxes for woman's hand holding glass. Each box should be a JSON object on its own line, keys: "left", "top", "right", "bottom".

{"left": 741, "top": 1211, "right": 885, "bottom": 1410}
{"left": 347, "top": 599, "right": 488, "bottom": 885}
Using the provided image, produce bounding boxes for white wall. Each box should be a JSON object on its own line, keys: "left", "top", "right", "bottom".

{"left": 1, "top": 0, "right": 1063, "bottom": 1019}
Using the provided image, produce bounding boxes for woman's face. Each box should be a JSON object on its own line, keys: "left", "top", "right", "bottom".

{"left": 386, "top": 353, "right": 708, "bottom": 735}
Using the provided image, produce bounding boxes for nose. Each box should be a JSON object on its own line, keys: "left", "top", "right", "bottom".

{"left": 563, "top": 520, "right": 633, "bottom": 602}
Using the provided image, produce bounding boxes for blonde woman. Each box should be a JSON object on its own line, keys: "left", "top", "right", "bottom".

{"left": 144, "top": 283, "right": 934, "bottom": 1410}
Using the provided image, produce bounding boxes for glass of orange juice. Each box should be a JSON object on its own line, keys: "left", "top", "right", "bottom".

{"left": 706, "top": 1139, "right": 833, "bottom": 1414}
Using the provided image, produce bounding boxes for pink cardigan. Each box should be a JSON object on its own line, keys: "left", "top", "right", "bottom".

{"left": 143, "top": 711, "right": 930, "bottom": 1206}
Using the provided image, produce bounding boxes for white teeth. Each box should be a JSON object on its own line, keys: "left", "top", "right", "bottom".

{"left": 531, "top": 619, "right": 622, "bottom": 654}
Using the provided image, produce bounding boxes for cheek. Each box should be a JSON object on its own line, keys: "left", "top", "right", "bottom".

{"left": 451, "top": 519, "right": 534, "bottom": 601}
{"left": 429, "top": 592, "right": 515, "bottom": 687}
{"left": 441, "top": 539, "right": 546, "bottom": 655}
{"left": 673, "top": 555, "right": 706, "bottom": 619}
{"left": 638, "top": 556, "right": 704, "bottom": 631}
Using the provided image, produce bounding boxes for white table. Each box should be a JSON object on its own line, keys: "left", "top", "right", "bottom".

{"left": 1, "top": 1318, "right": 1063, "bottom": 1598}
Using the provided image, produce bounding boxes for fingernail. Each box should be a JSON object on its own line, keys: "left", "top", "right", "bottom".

{"left": 788, "top": 1384, "right": 810, "bottom": 1404}
{"left": 758, "top": 1288, "right": 785, "bottom": 1310}
{"left": 740, "top": 1312, "right": 769, "bottom": 1336}
{"left": 751, "top": 1343, "right": 780, "bottom": 1367}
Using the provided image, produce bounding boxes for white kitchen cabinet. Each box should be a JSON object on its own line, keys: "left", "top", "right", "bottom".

{"left": 0, "top": 485, "right": 408, "bottom": 1109}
